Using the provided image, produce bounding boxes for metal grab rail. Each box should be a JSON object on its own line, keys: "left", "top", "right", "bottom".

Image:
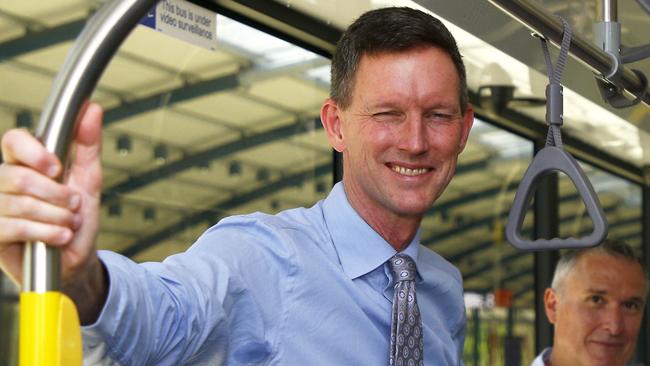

{"left": 20, "top": 1, "right": 157, "bottom": 364}
{"left": 24, "top": 0, "right": 157, "bottom": 292}
{"left": 488, "top": 0, "right": 650, "bottom": 107}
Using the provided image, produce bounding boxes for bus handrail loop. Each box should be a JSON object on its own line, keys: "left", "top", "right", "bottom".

{"left": 505, "top": 17, "right": 608, "bottom": 251}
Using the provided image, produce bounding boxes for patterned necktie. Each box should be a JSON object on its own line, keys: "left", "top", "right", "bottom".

{"left": 389, "top": 254, "right": 423, "bottom": 366}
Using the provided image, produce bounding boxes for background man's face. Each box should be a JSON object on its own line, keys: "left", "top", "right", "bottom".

{"left": 545, "top": 252, "right": 647, "bottom": 366}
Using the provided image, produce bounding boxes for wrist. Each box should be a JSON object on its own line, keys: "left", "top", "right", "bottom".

{"left": 63, "top": 254, "right": 108, "bottom": 325}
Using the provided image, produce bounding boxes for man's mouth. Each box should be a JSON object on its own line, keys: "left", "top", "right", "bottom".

{"left": 390, "top": 164, "right": 431, "bottom": 176}
{"left": 590, "top": 339, "right": 626, "bottom": 348}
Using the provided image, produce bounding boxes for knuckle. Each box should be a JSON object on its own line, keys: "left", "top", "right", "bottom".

{"left": 13, "top": 196, "right": 37, "bottom": 218}
{"left": 4, "top": 195, "right": 71, "bottom": 227}
{"left": 0, "top": 194, "right": 17, "bottom": 215}
{"left": 11, "top": 170, "right": 30, "bottom": 193}
{"left": 46, "top": 229, "right": 65, "bottom": 245}
{"left": 11, "top": 222, "right": 28, "bottom": 239}
{"left": 0, "top": 218, "right": 12, "bottom": 241}
{"left": 35, "top": 152, "right": 56, "bottom": 173}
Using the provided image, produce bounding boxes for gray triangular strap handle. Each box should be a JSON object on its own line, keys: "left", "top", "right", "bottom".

{"left": 505, "top": 146, "right": 608, "bottom": 251}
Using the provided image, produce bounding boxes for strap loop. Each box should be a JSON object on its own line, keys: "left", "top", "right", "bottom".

{"left": 539, "top": 17, "right": 571, "bottom": 148}
{"left": 505, "top": 16, "right": 608, "bottom": 251}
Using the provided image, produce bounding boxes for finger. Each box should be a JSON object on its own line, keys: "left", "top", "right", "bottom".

{"left": 68, "top": 102, "right": 103, "bottom": 196}
{"left": 0, "top": 217, "right": 73, "bottom": 245}
{"left": 0, "top": 164, "right": 81, "bottom": 210}
{"left": 0, "top": 193, "right": 81, "bottom": 229}
{"left": 75, "top": 102, "right": 103, "bottom": 148}
{"left": 1, "top": 129, "right": 62, "bottom": 178}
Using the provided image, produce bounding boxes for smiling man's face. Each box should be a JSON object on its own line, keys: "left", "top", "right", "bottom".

{"left": 323, "top": 47, "right": 472, "bottom": 233}
{"left": 545, "top": 252, "right": 647, "bottom": 366}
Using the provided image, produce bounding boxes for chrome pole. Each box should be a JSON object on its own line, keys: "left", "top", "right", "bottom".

{"left": 22, "top": 0, "right": 159, "bottom": 293}
{"left": 488, "top": 0, "right": 649, "bottom": 107}
{"left": 598, "top": 0, "right": 618, "bottom": 22}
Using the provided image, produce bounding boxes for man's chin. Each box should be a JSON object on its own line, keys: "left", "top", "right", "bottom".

{"left": 585, "top": 346, "right": 628, "bottom": 366}
{"left": 391, "top": 200, "right": 434, "bottom": 218}
{"left": 584, "top": 357, "right": 625, "bottom": 366}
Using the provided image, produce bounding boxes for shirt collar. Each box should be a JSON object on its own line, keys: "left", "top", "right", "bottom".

{"left": 542, "top": 347, "right": 552, "bottom": 364}
{"left": 323, "top": 182, "right": 422, "bottom": 279}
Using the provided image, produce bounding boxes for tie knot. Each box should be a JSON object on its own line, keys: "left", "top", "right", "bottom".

{"left": 389, "top": 254, "right": 417, "bottom": 282}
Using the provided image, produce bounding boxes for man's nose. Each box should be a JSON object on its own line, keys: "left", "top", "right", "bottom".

{"left": 398, "top": 116, "right": 429, "bottom": 154}
{"left": 603, "top": 307, "right": 625, "bottom": 335}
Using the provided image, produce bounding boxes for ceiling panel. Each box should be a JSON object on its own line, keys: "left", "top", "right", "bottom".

{"left": 248, "top": 76, "right": 329, "bottom": 110}
{"left": 0, "top": 63, "right": 55, "bottom": 109}
{"left": 0, "top": 0, "right": 92, "bottom": 27}
{"left": 176, "top": 92, "right": 288, "bottom": 127}
{"left": 110, "top": 108, "right": 233, "bottom": 146}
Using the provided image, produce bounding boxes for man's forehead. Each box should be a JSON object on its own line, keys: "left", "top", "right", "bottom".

{"left": 352, "top": 49, "right": 461, "bottom": 105}
{"left": 568, "top": 252, "right": 647, "bottom": 295}
{"left": 575, "top": 251, "right": 641, "bottom": 270}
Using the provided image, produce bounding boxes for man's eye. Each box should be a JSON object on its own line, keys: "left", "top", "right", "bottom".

{"left": 590, "top": 295, "right": 605, "bottom": 304}
{"left": 425, "top": 112, "right": 455, "bottom": 122}
{"left": 372, "top": 112, "right": 402, "bottom": 123}
{"left": 623, "top": 301, "right": 640, "bottom": 311}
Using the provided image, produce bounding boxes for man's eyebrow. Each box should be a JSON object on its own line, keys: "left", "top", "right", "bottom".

{"left": 628, "top": 297, "right": 645, "bottom": 303}
{"left": 423, "top": 103, "right": 462, "bottom": 114}
{"left": 623, "top": 295, "right": 646, "bottom": 304}
{"left": 365, "top": 102, "right": 400, "bottom": 110}
{"left": 585, "top": 289, "right": 608, "bottom": 295}
{"left": 585, "top": 288, "right": 645, "bottom": 303}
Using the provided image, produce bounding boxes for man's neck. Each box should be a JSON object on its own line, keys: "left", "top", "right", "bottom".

{"left": 365, "top": 214, "right": 420, "bottom": 251}
{"left": 342, "top": 185, "right": 421, "bottom": 252}
{"left": 548, "top": 348, "right": 578, "bottom": 366}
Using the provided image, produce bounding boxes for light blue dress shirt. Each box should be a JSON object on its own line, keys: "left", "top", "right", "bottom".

{"left": 83, "top": 182, "right": 466, "bottom": 365}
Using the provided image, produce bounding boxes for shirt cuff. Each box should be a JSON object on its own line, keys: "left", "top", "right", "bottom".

{"left": 81, "top": 250, "right": 135, "bottom": 365}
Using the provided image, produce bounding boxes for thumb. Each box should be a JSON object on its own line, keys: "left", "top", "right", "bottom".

{"left": 60, "top": 103, "right": 103, "bottom": 282}
{"left": 68, "top": 102, "right": 103, "bottom": 197}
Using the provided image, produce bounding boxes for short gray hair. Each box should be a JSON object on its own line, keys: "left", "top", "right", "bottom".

{"left": 551, "top": 239, "right": 648, "bottom": 296}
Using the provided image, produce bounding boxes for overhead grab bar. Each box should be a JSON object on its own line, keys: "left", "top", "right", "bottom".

{"left": 593, "top": 0, "right": 648, "bottom": 108}
{"left": 505, "top": 18, "right": 608, "bottom": 251}
{"left": 488, "top": 0, "right": 650, "bottom": 107}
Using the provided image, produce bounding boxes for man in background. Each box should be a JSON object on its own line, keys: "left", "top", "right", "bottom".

{"left": 532, "top": 239, "right": 647, "bottom": 366}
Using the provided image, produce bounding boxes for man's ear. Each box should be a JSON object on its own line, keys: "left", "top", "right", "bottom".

{"left": 458, "top": 104, "right": 474, "bottom": 153}
{"left": 544, "top": 288, "right": 559, "bottom": 324}
{"left": 320, "top": 98, "right": 345, "bottom": 152}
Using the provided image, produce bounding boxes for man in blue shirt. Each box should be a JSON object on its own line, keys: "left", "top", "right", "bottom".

{"left": 0, "top": 6, "right": 474, "bottom": 365}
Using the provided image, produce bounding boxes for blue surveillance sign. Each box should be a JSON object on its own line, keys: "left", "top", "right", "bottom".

{"left": 140, "top": 9, "right": 156, "bottom": 29}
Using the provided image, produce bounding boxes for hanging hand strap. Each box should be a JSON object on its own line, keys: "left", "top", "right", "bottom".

{"left": 540, "top": 17, "right": 571, "bottom": 149}
{"left": 505, "top": 17, "right": 608, "bottom": 251}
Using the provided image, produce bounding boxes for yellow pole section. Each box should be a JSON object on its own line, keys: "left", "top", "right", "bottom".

{"left": 19, "top": 292, "right": 82, "bottom": 366}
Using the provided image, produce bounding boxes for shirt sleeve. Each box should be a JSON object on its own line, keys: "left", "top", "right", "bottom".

{"left": 454, "top": 304, "right": 467, "bottom": 365}
{"left": 81, "top": 214, "right": 295, "bottom": 365}
{"left": 451, "top": 267, "right": 467, "bottom": 365}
